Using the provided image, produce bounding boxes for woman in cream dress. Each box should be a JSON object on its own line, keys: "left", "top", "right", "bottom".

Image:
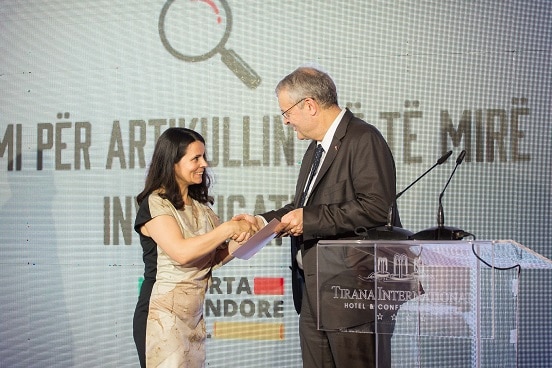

{"left": 133, "top": 128, "right": 256, "bottom": 368}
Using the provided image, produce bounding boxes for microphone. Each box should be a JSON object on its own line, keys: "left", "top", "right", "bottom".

{"left": 412, "top": 149, "right": 471, "bottom": 240}
{"left": 386, "top": 150, "right": 453, "bottom": 228}
{"left": 437, "top": 150, "right": 465, "bottom": 227}
{"left": 360, "top": 150, "right": 453, "bottom": 240}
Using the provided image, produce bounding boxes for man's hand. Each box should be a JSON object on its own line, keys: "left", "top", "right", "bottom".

{"left": 276, "top": 208, "right": 303, "bottom": 237}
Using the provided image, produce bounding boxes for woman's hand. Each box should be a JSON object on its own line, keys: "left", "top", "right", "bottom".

{"left": 226, "top": 239, "right": 242, "bottom": 255}
{"left": 228, "top": 219, "right": 258, "bottom": 242}
{"left": 233, "top": 213, "right": 265, "bottom": 230}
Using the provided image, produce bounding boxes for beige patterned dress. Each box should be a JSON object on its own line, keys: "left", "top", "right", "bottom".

{"left": 144, "top": 192, "right": 224, "bottom": 368}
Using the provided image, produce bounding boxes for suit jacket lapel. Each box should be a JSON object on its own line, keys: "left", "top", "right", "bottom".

{"left": 310, "top": 109, "right": 352, "bottom": 192}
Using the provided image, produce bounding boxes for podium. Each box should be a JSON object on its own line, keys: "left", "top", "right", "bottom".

{"left": 316, "top": 240, "right": 552, "bottom": 367}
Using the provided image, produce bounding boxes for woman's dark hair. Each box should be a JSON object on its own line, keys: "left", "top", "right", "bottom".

{"left": 136, "top": 127, "right": 213, "bottom": 208}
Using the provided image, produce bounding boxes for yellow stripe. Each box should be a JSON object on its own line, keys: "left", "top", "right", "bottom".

{"left": 213, "top": 321, "right": 285, "bottom": 340}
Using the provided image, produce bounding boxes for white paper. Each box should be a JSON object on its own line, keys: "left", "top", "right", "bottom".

{"left": 231, "top": 219, "right": 280, "bottom": 260}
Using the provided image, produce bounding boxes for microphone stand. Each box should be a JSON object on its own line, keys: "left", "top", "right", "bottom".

{"left": 412, "top": 150, "right": 470, "bottom": 240}
{"left": 360, "top": 151, "right": 452, "bottom": 240}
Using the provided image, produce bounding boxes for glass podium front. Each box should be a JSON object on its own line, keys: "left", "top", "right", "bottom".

{"left": 316, "top": 240, "right": 552, "bottom": 367}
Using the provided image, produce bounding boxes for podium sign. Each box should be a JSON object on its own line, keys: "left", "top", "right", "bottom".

{"left": 316, "top": 240, "right": 552, "bottom": 367}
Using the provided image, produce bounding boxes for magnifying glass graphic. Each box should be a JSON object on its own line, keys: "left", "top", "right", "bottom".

{"left": 159, "top": 0, "right": 261, "bottom": 89}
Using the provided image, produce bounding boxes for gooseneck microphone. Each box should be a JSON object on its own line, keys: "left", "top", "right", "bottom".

{"left": 437, "top": 150, "right": 466, "bottom": 228}
{"left": 386, "top": 150, "right": 453, "bottom": 229}
{"left": 412, "top": 149, "right": 471, "bottom": 240}
{"left": 357, "top": 150, "right": 454, "bottom": 240}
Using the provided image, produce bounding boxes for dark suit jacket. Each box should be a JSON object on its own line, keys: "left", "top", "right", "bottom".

{"left": 261, "top": 109, "right": 397, "bottom": 315}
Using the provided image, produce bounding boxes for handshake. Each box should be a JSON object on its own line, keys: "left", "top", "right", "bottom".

{"left": 223, "top": 209, "right": 300, "bottom": 260}
{"left": 226, "top": 208, "right": 305, "bottom": 260}
{"left": 233, "top": 207, "right": 304, "bottom": 238}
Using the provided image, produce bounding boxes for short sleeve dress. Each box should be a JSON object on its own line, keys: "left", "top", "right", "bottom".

{"left": 134, "top": 191, "right": 224, "bottom": 368}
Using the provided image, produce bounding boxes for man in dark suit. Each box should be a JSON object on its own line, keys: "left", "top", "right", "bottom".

{"left": 239, "top": 67, "right": 398, "bottom": 367}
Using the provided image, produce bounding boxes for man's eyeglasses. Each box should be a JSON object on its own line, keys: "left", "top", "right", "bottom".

{"left": 281, "top": 97, "right": 308, "bottom": 119}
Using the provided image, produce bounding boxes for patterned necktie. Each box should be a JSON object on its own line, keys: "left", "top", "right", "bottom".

{"left": 299, "top": 144, "right": 324, "bottom": 206}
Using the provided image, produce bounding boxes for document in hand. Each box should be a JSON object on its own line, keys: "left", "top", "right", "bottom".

{"left": 231, "top": 218, "right": 280, "bottom": 260}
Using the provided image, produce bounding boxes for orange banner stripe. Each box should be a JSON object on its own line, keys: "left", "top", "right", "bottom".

{"left": 213, "top": 321, "right": 285, "bottom": 340}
